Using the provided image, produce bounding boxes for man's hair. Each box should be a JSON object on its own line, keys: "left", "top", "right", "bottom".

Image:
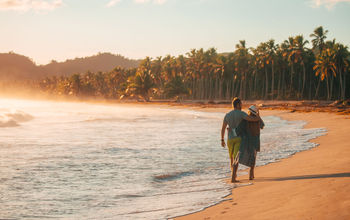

{"left": 232, "top": 97, "right": 241, "bottom": 108}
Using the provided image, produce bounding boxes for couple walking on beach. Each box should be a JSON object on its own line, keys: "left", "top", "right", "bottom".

{"left": 221, "top": 98, "right": 264, "bottom": 183}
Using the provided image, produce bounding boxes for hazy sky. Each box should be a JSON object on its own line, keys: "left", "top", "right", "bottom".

{"left": 1, "top": 0, "right": 349, "bottom": 64}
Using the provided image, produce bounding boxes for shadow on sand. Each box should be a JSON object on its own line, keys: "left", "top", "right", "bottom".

{"left": 254, "top": 172, "right": 350, "bottom": 182}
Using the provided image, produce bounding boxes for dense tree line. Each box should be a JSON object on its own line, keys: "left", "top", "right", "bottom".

{"left": 38, "top": 26, "right": 350, "bottom": 101}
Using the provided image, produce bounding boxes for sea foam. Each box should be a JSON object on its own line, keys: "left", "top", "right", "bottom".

{"left": 0, "top": 109, "right": 33, "bottom": 127}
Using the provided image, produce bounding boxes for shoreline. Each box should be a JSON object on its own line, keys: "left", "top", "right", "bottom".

{"left": 170, "top": 110, "right": 324, "bottom": 219}
{"left": 169, "top": 108, "right": 328, "bottom": 219}
{"left": 171, "top": 109, "right": 323, "bottom": 219}
{"left": 1, "top": 94, "right": 349, "bottom": 116}
{"left": 175, "top": 110, "right": 350, "bottom": 220}
{"left": 2, "top": 96, "right": 350, "bottom": 219}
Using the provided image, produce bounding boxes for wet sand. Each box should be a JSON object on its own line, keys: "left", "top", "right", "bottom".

{"left": 175, "top": 110, "right": 350, "bottom": 220}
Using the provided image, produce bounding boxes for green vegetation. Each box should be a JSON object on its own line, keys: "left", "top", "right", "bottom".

{"left": 36, "top": 26, "right": 350, "bottom": 101}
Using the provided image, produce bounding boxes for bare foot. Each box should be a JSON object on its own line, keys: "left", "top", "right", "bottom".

{"left": 249, "top": 169, "right": 254, "bottom": 180}
{"left": 231, "top": 179, "right": 240, "bottom": 183}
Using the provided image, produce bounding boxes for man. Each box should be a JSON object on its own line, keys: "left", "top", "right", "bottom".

{"left": 221, "top": 98, "right": 261, "bottom": 183}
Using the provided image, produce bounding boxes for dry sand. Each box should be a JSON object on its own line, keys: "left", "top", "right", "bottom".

{"left": 175, "top": 110, "right": 350, "bottom": 220}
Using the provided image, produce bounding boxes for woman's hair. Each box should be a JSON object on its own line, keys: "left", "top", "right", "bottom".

{"left": 248, "top": 111, "right": 257, "bottom": 116}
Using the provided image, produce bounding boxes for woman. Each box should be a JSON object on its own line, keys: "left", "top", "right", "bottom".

{"left": 235, "top": 105, "right": 264, "bottom": 180}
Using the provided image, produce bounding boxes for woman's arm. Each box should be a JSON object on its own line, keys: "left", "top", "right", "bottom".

{"left": 235, "top": 119, "right": 247, "bottom": 137}
{"left": 243, "top": 115, "right": 261, "bottom": 122}
{"left": 260, "top": 118, "right": 265, "bottom": 129}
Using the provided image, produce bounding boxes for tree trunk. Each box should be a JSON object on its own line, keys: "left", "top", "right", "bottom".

{"left": 326, "top": 76, "right": 330, "bottom": 100}
{"left": 282, "top": 69, "right": 285, "bottom": 99}
{"left": 297, "top": 67, "right": 301, "bottom": 99}
{"left": 338, "top": 67, "right": 343, "bottom": 100}
{"left": 301, "top": 64, "right": 306, "bottom": 99}
{"left": 343, "top": 70, "right": 346, "bottom": 100}
{"left": 202, "top": 77, "right": 205, "bottom": 100}
{"left": 198, "top": 78, "right": 201, "bottom": 100}
{"left": 277, "top": 70, "right": 281, "bottom": 100}
{"left": 261, "top": 74, "right": 265, "bottom": 100}
{"left": 265, "top": 67, "right": 269, "bottom": 100}
{"left": 235, "top": 78, "right": 241, "bottom": 96}
{"left": 231, "top": 78, "right": 235, "bottom": 98}
{"left": 219, "top": 78, "right": 223, "bottom": 100}
{"left": 194, "top": 78, "right": 198, "bottom": 99}
{"left": 254, "top": 70, "right": 258, "bottom": 99}
{"left": 215, "top": 77, "right": 218, "bottom": 99}
{"left": 244, "top": 72, "right": 247, "bottom": 100}
{"left": 226, "top": 81, "right": 230, "bottom": 100}
{"left": 205, "top": 77, "right": 208, "bottom": 100}
{"left": 314, "top": 77, "right": 321, "bottom": 100}
{"left": 330, "top": 74, "right": 334, "bottom": 100}
{"left": 208, "top": 76, "right": 212, "bottom": 99}
{"left": 239, "top": 76, "right": 243, "bottom": 99}
{"left": 309, "top": 74, "right": 312, "bottom": 100}
{"left": 202, "top": 78, "right": 205, "bottom": 100}
{"left": 208, "top": 76, "right": 212, "bottom": 100}
{"left": 271, "top": 63, "right": 275, "bottom": 100}
{"left": 191, "top": 77, "right": 195, "bottom": 100}
{"left": 290, "top": 64, "right": 294, "bottom": 97}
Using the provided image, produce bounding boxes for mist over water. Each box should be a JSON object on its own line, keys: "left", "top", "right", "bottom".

{"left": 0, "top": 98, "right": 326, "bottom": 219}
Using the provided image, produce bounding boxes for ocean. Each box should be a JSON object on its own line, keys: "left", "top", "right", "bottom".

{"left": 0, "top": 98, "right": 326, "bottom": 219}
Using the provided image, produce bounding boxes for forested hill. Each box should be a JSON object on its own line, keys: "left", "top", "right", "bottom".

{"left": 0, "top": 52, "right": 139, "bottom": 80}
{"left": 0, "top": 53, "right": 41, "bottom": 80}
{"left": 40, "top": 53, "right": 139, "bottom": 77}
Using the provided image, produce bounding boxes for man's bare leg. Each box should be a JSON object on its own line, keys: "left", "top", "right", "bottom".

{"left": 231, "top": 163, "right": 239, "bottom": 183}
{"left": 230, "top": 156, "right": 233, "bottom": 171}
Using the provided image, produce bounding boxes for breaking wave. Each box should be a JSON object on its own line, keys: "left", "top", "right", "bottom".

{"left": 0, "top": 110, "right": 34, "bottom": 127}
{"left": 153, "top": 171, "right": 195, "bottom": 182}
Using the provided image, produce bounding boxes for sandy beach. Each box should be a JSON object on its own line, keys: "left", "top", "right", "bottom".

{"left": 175, "top": 110, "right": 350, "bottom": 220}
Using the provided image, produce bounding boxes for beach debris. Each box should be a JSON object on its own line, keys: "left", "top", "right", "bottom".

{"left": 329, "top": 100, "right": 343, "bottom": 106}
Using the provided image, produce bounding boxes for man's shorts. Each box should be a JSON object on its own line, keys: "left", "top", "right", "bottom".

{"left": 227, "top": 137, "right": 241, "bottom": 161}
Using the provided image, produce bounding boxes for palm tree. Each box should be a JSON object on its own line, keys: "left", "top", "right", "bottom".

{"left": 310, "top": 26, "right": 329, "bottom": 99}
{"left": 151, "top": 56, "right": 163, "bottom": 97}
{"left": 164, "top": 75, "right": 187, "bottom": 98}
{"left": 310, "top": 26, "right": 328, "bottom": 55}
{"left": 215, "top": 54, "right": 227, "bottom": 99}
{"left": 93, "top": 71, "right": 107, "bottom": 97}
{"left": 313, "top": 48, "right": 337, "bottom": 100}
{"left": 185, "top": 49, "right": 199, "bottom": 99}
{"left": 275, "top": 43, "right": 289, "bottom": 99}
{"left": 131, "top": 57, "right": 154, "bottom": 101}
{"left": 266, "top": 39, "right": 277, "bottom": 99}
{"left": 256, "top": 42, "right": 269, "bottom": 99}
{"left": 70, "top": 73, "right": 81, "bottom": 96}
{"left": 234, "top": 40, "right": 250, "bottom": 99}
{"left": 81, "top": 71, "right": 96, "bottom": 97}
{"left": 332, "top": 43, "right": 349, "bottom": 100}
{"left": 284, "top": 37, "right": 298, "bottom": 98}
{"left": 293, "top": 35, "right": 309, "bottom": 99}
